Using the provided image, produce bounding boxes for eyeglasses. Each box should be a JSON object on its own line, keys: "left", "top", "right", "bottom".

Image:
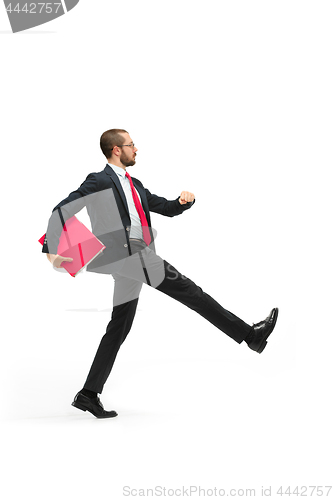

{"left": 113, "top": 142, "right": 135, "bottom": 150}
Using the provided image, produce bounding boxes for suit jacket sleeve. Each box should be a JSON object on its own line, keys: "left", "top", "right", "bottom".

{"left": 41, "top": 173, "right": 99, "bottom": 254}
{"left": 145, "top": 188, "right": 195, "bottom": 217}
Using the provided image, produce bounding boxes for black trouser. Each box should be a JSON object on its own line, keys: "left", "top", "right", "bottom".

{"left": 83, "top": 240, "right": 252, "bottom": 394}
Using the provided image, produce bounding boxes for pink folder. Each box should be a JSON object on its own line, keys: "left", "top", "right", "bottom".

{"left": 39, "top": 216, "right": 106, "bottom": 277}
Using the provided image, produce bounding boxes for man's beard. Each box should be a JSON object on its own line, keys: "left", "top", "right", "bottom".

{"left": 121, "top": 151, "right": 136, "bottom": 167}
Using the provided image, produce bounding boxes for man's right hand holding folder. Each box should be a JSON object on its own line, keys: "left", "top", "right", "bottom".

{"left": 46, "top": 253, "right": 74, "bottom": 269}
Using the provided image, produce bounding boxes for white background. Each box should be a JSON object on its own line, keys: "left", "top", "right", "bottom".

{"left": 1, "top": 1, "right": 332, "bottom": 499}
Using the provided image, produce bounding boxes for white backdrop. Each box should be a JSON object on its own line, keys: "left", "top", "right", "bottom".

{"left": 1, "top": 1, "right": 332, "bottom": 499}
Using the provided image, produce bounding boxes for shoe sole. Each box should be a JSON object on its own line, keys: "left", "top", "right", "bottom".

{"left": 257, "top": 307, "right": 279, "bottom": 353}
{"left": 71, "top": 401, "right": 118, "bottom": 418}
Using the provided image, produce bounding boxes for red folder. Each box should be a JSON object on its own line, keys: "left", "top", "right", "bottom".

{"left": 39, "top": 216, "right": 106, "bottom": 277}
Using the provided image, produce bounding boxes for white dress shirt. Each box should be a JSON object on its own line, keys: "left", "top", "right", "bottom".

{"left": 108, "top": 163, "right": 144, "bottom": 240}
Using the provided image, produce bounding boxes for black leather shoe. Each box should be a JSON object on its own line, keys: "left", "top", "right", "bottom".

{"left": 247, "top": 307, "right": 279, "bottom": 353}
{"left": 71, "top": 391, "right": 118, "bottom": 418}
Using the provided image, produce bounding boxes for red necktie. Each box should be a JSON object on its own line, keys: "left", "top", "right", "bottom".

{"left": 125, "top": 172, "right": 151, "bottom": 246}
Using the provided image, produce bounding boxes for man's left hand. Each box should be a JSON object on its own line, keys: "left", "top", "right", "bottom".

{"left": 179, "top": 191, "right": 195, "bottom": 205}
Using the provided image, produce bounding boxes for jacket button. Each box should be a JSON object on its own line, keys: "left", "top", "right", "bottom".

{"left": 124, "top": 244, "right": 128, "bottom": 248}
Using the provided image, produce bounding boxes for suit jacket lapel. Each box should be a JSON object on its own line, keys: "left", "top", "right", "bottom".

{"left": 104, "top": 164, "right": 130, "bottom": 216}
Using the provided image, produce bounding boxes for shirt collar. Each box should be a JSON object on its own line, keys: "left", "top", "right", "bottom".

{"left": 108, "top": 163, "right": 127, "bottom": 179}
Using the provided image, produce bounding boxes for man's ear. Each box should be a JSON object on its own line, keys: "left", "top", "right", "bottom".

{"left": 112, "top": 146, "right": 121, "bottom": 157}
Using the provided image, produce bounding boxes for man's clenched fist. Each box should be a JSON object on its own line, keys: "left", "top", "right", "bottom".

{"left": 179, "top": 191, "right": 195, "bottom": 205}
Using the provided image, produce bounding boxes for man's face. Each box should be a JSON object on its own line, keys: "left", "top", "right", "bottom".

{"left": 119, "top": 133, "right": 138, "bottom": 167}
